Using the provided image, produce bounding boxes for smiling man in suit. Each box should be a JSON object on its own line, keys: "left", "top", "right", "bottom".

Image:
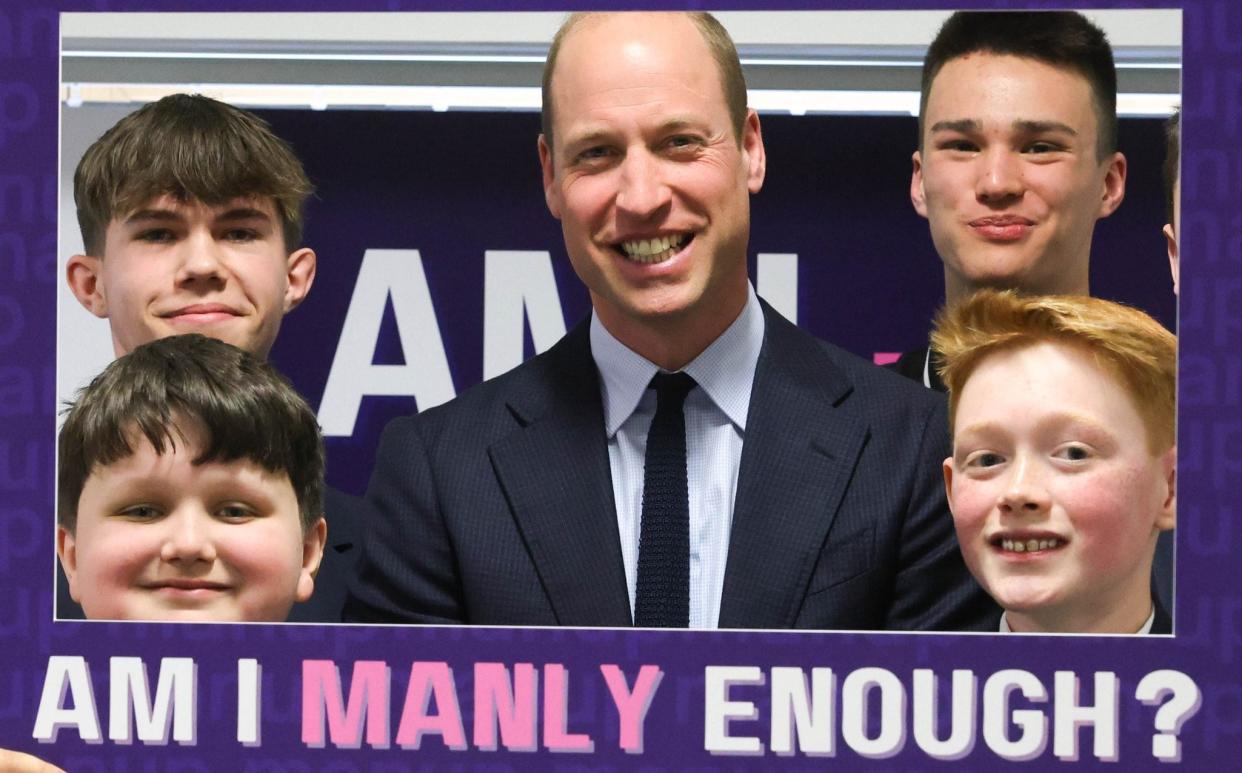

{"left": 344, "top": 11, "right": 995, "bottom": 630}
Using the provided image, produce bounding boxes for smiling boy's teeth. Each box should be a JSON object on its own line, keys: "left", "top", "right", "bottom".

{"left": 999, "top": 538, "right": 1063, "bottom": 552}
{"left": 621, "top": 234, "right": 686, "bottom": 264}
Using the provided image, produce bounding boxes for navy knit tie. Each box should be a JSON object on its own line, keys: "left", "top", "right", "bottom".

{"left": 634, "top": 371, "right": 696, "bottom": 628}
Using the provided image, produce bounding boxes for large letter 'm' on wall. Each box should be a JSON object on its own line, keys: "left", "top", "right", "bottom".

{"left": 483, "top": 251, "right": 566, "bottom": 380}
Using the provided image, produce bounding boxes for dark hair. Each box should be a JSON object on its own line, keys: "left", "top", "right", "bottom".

{"left": 541, "top": 12, "right": 748, "bottom": 154}
{"left": 919, "top": 11, "right": 1118, "bottom": 160}
{"left": 74, "top": 93, "right": 314, "bottom": 255}
{"left": 1163, "top": 109, "right": 1180, "bottom": 225}
{"left": 58, "top": 334, "right": 324, "bottom": 532}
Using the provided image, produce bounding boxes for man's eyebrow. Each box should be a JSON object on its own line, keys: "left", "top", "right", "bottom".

{"left": 217, "top": 207, "right": 272, "bottom": 222}
{"left": 953, "top": 419, "right": 1004, "bottom": 440}
{"left": 561, "top": 127, "right": 613, "bottom": 150}
{"left": 956, "top": 411, "right": 1114, "bottom": 442}
{"left": 929, "top": 119, "right": 981, "bottom": 134}
{"left": 928, "top": 118, "right": 1080, "bottom": 139}
{"left": 122, "top": 208, "right": 182, "bottom": 225}
{"left": 1012, "top": 119, "right": 1078, "bottom": 136}
{"left": 562, "top": 117, "right": 709, "bottom": 149}
{"left": 655, "top": 117, "right": 702, "bottom": 133}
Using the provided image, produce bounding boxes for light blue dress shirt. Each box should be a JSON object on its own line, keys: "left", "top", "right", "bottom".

{"left": 589, "top": 286, "right": 765, "bottom": 628}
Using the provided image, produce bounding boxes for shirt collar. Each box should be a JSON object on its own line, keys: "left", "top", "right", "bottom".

{"left": 998, "top": 607, "right": 1157, "bottom": 634}
{"left": 590, "top": 285, "right": 765, "bottom": 438}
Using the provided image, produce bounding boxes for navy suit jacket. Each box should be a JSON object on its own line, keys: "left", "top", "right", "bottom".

{"left": 1152, "top": 597, "right": 1172, "bottom": 635}
{"left": 344, "top": 302, "right": 997, "bottom": 629}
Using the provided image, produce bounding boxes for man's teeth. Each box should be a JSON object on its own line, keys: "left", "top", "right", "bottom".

{"left": 1000, "top": 538, "right": 1063, "bottom": 553}
{"left": 621, "top": 235, "right": 686, "bottom": 264}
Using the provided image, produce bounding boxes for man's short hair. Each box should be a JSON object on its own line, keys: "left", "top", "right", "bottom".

{"left": 932, "top": 289, "right": 1176, "bottom": 455}
{"left": 58, "top": 334, "right": 324, "bottom": 532}
{"left": 919, "top": 11, "right": 1118, "bottom": 160}
{"left": 74, "top": 93, "right": 314, "bottom": 255}
{"left": 1163, "top": 109, "right": 1181, "bottom": 225}
{"left": 540, "top": 12, "right": 748, "bottom": 152}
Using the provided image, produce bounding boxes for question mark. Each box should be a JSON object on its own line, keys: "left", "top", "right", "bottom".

{"left": 1135, "top": 670, "right": 1203, "bottom": 762}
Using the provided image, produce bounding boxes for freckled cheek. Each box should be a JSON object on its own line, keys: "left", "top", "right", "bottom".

{"left": 1057, "top": 478, "right": 1139, "bottom": 567}
{"left": 949, "top": 481, "right": 994, "bottom": 544}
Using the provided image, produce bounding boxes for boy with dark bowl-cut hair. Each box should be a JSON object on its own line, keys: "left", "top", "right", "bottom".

{"left": 58, "top": 334, "right": 327, "bottom": 622}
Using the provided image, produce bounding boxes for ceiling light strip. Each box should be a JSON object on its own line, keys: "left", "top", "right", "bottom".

{"left": 60, "top": 83, "right": 1179, "bottom": 118}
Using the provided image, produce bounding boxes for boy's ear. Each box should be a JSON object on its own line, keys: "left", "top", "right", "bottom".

{"left": 294, "top": 517, "right": 327, "bottom": 604}
{"left": 1164, "top": 223, "right": 1180, "bottom": 295}
{"left": 1096, "top": 151, "right": 1127, "bottom": 220}
{"left": 942, "top": 457, "right": 956, "bottom": 515}
{"left": 56, "top": 526, "right": 82, "bottom": 603}
{"left": 1156, "top": 447, "right": 1177, "bottom": 531}
{"left": 910, "top": 151, "right": 929, "bottom": 219}
{"left": 283, "top": 247, "right": 317, "bottom": 313}
{"left": 66, "top": 254, "right": 109, "bottom": 318}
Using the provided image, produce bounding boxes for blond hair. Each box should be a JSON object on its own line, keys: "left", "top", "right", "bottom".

{"left": 932, "top": 289, "right": 1176, "bottom": 454}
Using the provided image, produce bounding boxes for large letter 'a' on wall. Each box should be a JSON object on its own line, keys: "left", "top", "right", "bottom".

{"left": 319, "top": 249, "right": 456, "bottom": 437}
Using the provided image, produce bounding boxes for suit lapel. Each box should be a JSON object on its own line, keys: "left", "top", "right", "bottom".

{"left": 488, "top": 322, "right": 633, "bottom": 627}
{"left": 718, "top": 306, "right": 868, "bottom": 628}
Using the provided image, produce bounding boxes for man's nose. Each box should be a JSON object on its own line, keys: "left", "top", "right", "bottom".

{"left": 159, "top": 509, "right": 218, "bottom": 563}
{"left": 975, "top": 148, "right": 1024, "bottom": 203}
{"left": 998, "top": 456, "right": 1051, "bottom": 514}
{"left": 615, "top": 150, "right": 672, "bottom": 218}
{"left": 175, "top": 230, "right": 227, "bottom": 284}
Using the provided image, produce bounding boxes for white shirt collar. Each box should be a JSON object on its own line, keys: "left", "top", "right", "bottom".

{"left": 998, "top": 607, "right": 1157, "bottom": 634}
{"left": 590, "top": 285, "right": 765, "bottom": 438}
